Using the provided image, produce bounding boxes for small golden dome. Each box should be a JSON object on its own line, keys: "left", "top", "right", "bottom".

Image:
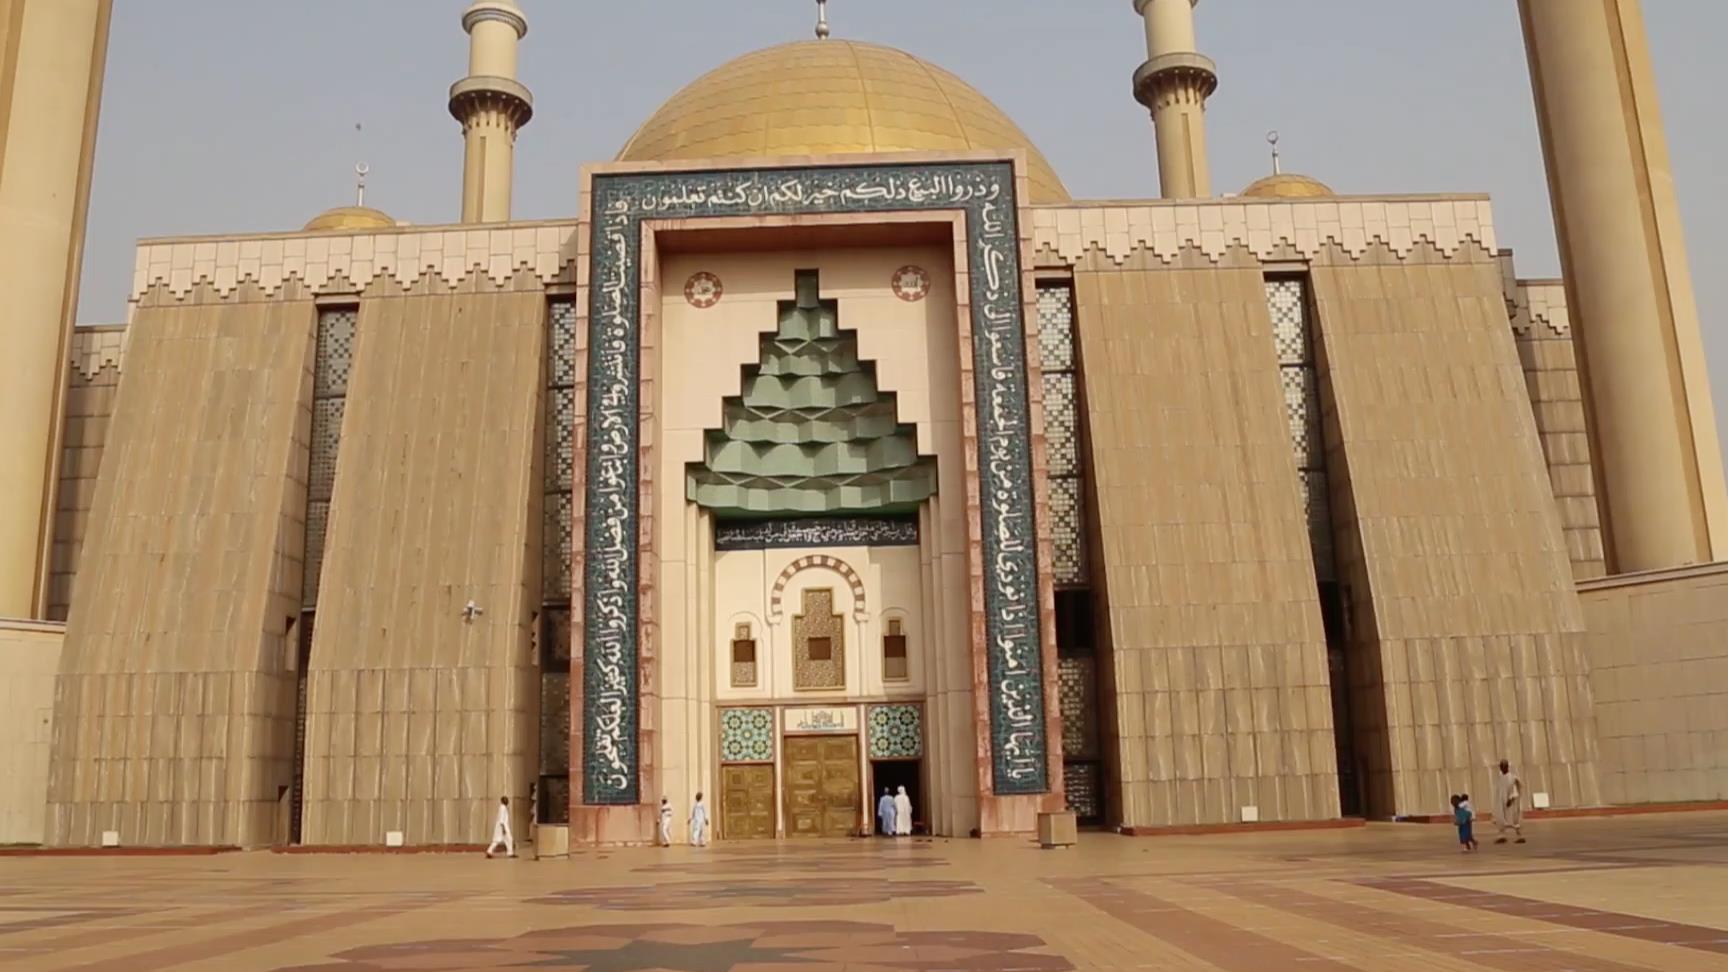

{"left": 1240, "top": 173, "right": 1334, "bottom": 199}
{"left": 303, "top": 206, "right": 396, "bottom": 232}
{"left": 619, "top": 40, "right": 1070, "bottom": 203}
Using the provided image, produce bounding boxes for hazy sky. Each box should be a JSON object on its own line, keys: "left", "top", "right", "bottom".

{"left": 80, "top": 1, "right": 1728, "bottom": 455}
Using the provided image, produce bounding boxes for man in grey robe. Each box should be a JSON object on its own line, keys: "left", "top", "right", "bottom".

{"left": 1493, "top": 759, "right": 1526, "bottom": 844}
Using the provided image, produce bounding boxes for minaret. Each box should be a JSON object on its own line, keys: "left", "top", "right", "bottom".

{"left": 1131, "top": 0, "right": 1217, "bottom": 199}
{"left": 449, "top": 0, "right": 533, "bottom": 224}
{"left": 1519, "top": 0, "right": 1728, "bottom": 571}
{"left": 0, "top": 0, "right": 112, "bottom": 618}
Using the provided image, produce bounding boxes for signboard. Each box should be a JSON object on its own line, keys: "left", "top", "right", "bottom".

{"left": 784, "top": 706, "right": 857, "bottom": 734}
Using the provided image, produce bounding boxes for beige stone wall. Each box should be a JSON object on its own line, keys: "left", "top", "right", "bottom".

{"left": 1502, "top": 261, "right": 1605, "bottom": 580}
{"left": 1581, "top": 563, "right": 1728, "bottom": 805}
{"left": 46, "top": 285, "right": 317, "bottom": 847}
{"left": 0, "top": 619, "right": 61, "bottom": 844}
{"left": 300, "top": 277, "right": 545, "bottom": 846}
{"left": 1310, "top": 243, "right": 1598, "bottom": 817}
{"left": 47, "top": 325, "right": 126, "bottom": 620}
{"left": 1075, "top": 252, "right": 1340, "bottom": 828}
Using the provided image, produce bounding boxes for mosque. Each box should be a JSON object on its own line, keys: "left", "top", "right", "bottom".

{"left": 1, "top": 0, "right": 1725, "bottom": 850}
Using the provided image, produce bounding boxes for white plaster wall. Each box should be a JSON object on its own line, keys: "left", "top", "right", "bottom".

{"left": 653, "top": 245, "right": 977, "bottom": 836}
{"left": 0, "top": 622, "right": 61, "bottom": 844}
{"left": 714, "top": 545, "right": 926, "bottom": 702}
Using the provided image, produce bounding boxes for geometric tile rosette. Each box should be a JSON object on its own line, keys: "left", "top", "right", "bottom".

{"left": 280, "top": 920, "right": 1072, "bottom": 971}
{"left": 582, "top": 161, "right": 1049, "bottom": 805}
{"left": 719, "top": 707, "right": 774, "bottom": 763}
{"left": 867, "top": 703, "right": 923, "bottom": 759}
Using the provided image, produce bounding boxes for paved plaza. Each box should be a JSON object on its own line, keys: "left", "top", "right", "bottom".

{"left": 2, "top": 813, "right": 1727, "bottom": 970}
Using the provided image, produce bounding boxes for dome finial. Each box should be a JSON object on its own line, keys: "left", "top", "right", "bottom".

{"left": 355, "top": 162, "right": 370, "bottom": 207}
{"left": 815, "top": 0, "right": 831, "bottom": 39}
{"left": 1267, "top": 130, "right": 1281, "bottom": 176}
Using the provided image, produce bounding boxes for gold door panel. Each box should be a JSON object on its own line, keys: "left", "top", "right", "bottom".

{"left": 783, "top": 736, "right": 860, "bottom": 838}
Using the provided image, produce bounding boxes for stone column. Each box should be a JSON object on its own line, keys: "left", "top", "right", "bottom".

{"left": 1131, "top": 0, "right": 1216, "bottom": 199}
{"left": 450, "top": 0, "right": 533, "bottom": 223}
{"left": 0, "top": 0, "right": 111, "bottom": 618}
{"left": 1519, "top": 0, "right": 1728, "bottom": 570}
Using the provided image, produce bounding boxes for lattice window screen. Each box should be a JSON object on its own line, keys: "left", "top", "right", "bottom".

{"left": 303, "top": 308, "right": 357, "bottom": 609}
{"left": 1037, "top": 283, "right": 1087, "bottom": 585}
{"left": 1266, "top": 279, "right": 1337, "bottom": 580}
{"left": 541, "top": 301, "right": 578, "bottom": 823}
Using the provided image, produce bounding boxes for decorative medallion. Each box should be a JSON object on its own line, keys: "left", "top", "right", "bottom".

{"left": 580, "top": 161, "right": 1050, "bottom": 806}
{"left": 684, "top": 271, "right": 723, "bottom": 309}
{"left": 892, "top": 265, "right": 931, "bottom": 302}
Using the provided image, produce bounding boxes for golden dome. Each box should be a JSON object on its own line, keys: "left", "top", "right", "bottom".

{"left": 618, "top": 40, "right": 1069, "bottom": 203}
{"left": 1240, "top": 173, "right": 1334, "bottom": 199}
{"left": 303, "top": 206, "right": 396, "bottom": 232}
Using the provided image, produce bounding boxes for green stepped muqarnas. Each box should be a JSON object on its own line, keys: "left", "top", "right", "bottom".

{"left": 688, "top": 269, "right": 938, "bottom": 517}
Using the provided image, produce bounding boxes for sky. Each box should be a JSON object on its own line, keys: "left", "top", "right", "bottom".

{"left": 79, "top": 0, "right": 1728, "bottom": 457}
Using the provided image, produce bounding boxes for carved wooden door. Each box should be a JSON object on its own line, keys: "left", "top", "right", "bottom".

{"left": 720, "top": 764, "right": 775, "bottom": 839}
{"left": 784, "top": 736, "right": 861, "bottom": 837}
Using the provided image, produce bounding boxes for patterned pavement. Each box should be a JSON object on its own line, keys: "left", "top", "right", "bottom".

{"left": 1, "top": 813, "right": 1726, "bottom": 970}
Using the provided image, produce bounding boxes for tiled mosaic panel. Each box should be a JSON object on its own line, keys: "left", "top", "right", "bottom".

{"left": 549, "top": 300, "right": 578, "bottom": 386}
{"left": 302, "top": 307, "right": 355, "bottom": 610}
{"left": 540, "top": 672, "right": 570, "bottom": 775}
{"left": 720, "top": 708, "right": 775, "bottom": 763}
{"left": 1058, "top": 656, "right": 1099, "bottom": 758}
{"left": 1265, "top": 279, "right": 1339, "bottom": 579}
{"left": 544, "top": 300, "right": 578, "bottom": 605}
{"left": 792, "top": 588, "right": 846, "bottom": 690}
{"left": 543, "top": 493, "right": 573, "bottom": 602}
{"left": 308, "top": 398, "right": 346, "bottom": 502}
{"left": 1042, "top": 372, "right": 1079, "bottom": 477}
{"left": 544, "top": 607, "right": 573, "bottom": 669}
{"left": 1267, "top": 279, "right": 1309, "bottom": 365}
{"left": 1037, "top": 285, "right": 1075, "bottom": 371}
{"left": 1049, "top": 477, "right": 1086, "bottom": 586}
{"left": 1064, "top": 760, "right": 1101, "bottom": 819}
{"left": 302, "top": 501, "right": 329, "bottom": 609}
{"left": 868, "top": 704, "right": 923, "bottom": 759}
{"left": 547, "top": 387, "right": 575, "bottom": 493}
{"left": 314, "top": 309, "right": 357, "bottom": 397}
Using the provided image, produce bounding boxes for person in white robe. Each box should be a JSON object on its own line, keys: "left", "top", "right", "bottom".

{"left": 1493, "top": 759, "right": 1526, "bottom": 844}
{"left": 485, "top": 796, "right": 515, "bottom": 858}
{"left": 658, "top": 797, "right": 674, "bottom": 846}
{"left": 893, "top": 786, "right": 913, "bottom": 836}
{"left": 689, "top": 792, "right": 710, "bottom": 847}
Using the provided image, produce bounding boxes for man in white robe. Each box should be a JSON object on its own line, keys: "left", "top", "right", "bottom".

{"left": 485, "top": 796, "right": 515, "bottom": 858}
{"left": 658, "top": 797, "right": 674, "bottom": 846}
{"left": 1493, "top": 759, "right": 1526, "bottom": 844}
{"left": 689, "top": 792, "right": 710, "bottom": 847}
{"left": 893, "top": 786, "right": 913, "bottom": 836}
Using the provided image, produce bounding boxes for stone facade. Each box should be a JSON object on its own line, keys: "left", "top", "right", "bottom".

{"left": 23, "top": 176, "right": 1728, "bottom": 847}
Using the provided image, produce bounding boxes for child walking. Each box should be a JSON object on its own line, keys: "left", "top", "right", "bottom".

{"left": 1451, "top": 794, "right": 1478, "bottom": 852}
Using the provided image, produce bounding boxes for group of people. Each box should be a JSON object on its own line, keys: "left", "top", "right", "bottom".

{"left": 659, "top": 794, "right": 710, "bottom": 846}
{"left": 1451, "top": 760, "right": 1528, "bottom": 853}
{"left": 876, "top": 785, "right": 914, "bottom": 836}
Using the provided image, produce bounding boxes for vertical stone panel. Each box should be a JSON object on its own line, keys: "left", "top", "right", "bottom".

{"left": 1076, "top": 254, "right": 1339, "bottom": 827}
{"left": 301, "top": 279, "right": 544, "bottom": 846}
{"left": 1581, "top": 564, "right": 1728, "bottom": 806}
{"left": 46, "top": 287, "right": 315, "bottom": 847}
{"left": 1310, "top": 244, "right": 1600, "bottom": 816}
{"left": 48, "top": 325, "right": 127, "bottom": 620}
